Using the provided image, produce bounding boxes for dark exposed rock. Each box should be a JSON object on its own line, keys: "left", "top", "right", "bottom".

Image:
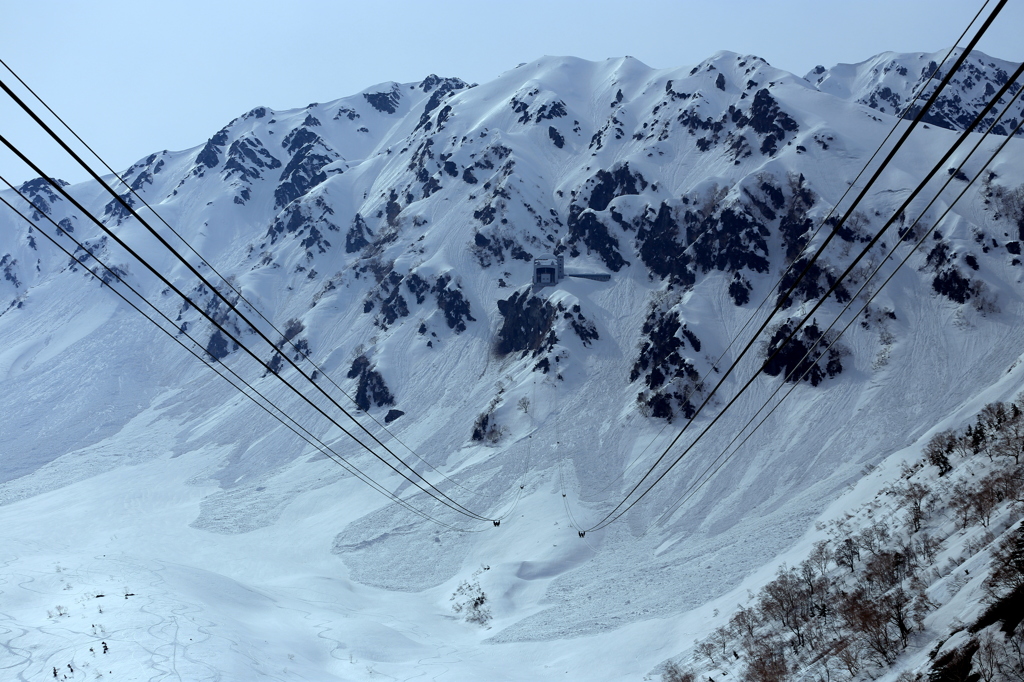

{"left": 536, "top": 100, "right": 567, "bottom": 120}
{"left": 471, "top": 228, "right": 532, "bottom": 267}
{"left": 687, "top": 206, "right": 770, "bottom": 276}
{"left": 415, "top": 77, "right": 468, "bottom": 130}
{"left": 729, "top": 274, "right": 752, "bottom": 306}
{"left": 385, "top": 189, "right": 402, "bottom": 227}
{"left": 379, "top": 282, "right": 409, "bottom": 327}
{"left": 347, "top": 356, "right": 395, "bottom": 411}
{"left": 363, "top": 85, "right": 402, "bottom": 114}
{"left": 563, "top": 303, "right": 598, "bottom": 346}
{"left": 776, "top": 256, "right": 851, "bottom": 308}
{"left": 265, "top": 195, "right": 339, "bottom": 255}
{"left": 275, "top": 130, "right": 337, "bottom": 209}
{"left": 583, "top": 164, "right": 648, "bottom": 212}
{"left": 334, "top": 106, "right": 360, "bottom": 121}
{"left": 16, "top": 178, "right": 67, "bottom": 220}
{"left": 548, "top": 126, "right": 565, "bottom": 148}
{"left": 635, "top": 202, "right": 695, "bottom": 288}
{"left": 432, "top": 274, "right": 475, "bottom": 333}
{"left": 762, "top": 319, "right": 843, "bottom": 386}
{"left": 264, "top": 352, "right": 284, "bottom": 376}
{"left": 1, "top": 254, "right": 22, "bottom": 289}
{"left": 566, "top": 210, "right": 627, "bottom": 272}
{"left": 126, "top": 154, "right": 165, "bottom": 191}
{"left": 406, "top": 273, "right": 429, "bottom": 304}
{"left": 495, "top": 291, "right": 557, "bottom": 357}
{"left": 932, "top": 266, "right": 975, "bottom": 304}
{"left": 223, "top": 136, "right": 281, "bottom": 181}
{"left": 856, "top": 56, "right": 1024, "bottom": 138}
{"left": 345, "top": 214, "right": 371, "bottom": 253}
{"left": 778, "top": 174, "right": 817, "bottom": 261}
{"left": 205, "top": 330, "right": 235, "bottom": 361}
{"left": 745, "top": 89, "right": 800, "bottom": 139}
{"left": 630, "top": 306, "right": 702, "bottom": 421}
{"left": 195, "top": 128, "right": 229, "bottom": 170}
{"left": 101, "top": 192, "right": 136, "bottom": 226}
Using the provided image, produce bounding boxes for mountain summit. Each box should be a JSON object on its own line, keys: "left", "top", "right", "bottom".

{"left": 2, "top": 49, "right": 1023, "bottom": 680}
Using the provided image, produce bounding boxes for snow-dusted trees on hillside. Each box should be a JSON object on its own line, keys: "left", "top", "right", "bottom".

{"left": 668, "top": 395, "right": 1024, "bottom": 682}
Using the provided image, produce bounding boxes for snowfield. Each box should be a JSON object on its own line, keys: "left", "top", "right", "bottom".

{"left": 2, "top": 48, "right": 1024, "bottom": 680}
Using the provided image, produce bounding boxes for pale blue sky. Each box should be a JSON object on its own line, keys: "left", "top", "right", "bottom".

{"left": 2, "top": 0, "right": 1022, "bottom": 185}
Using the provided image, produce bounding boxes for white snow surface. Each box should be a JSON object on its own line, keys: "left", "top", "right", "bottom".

{"left": 1, "top": 50, "right": 1024, "bottom": 680}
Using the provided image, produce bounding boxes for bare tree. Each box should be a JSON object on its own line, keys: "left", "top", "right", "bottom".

{"left": 450, "top": 580, "right": 491, "bottom": 626}
{"left": 833, "top": 636, "right": 865, "bottom": 678}
{"left": 865, "top": 551, "right": 909, "bottom": 592}
{"left": 1006, "top": 627, "right": 1024, "bottom": 682}
{"left": 925, "top": 430, "right": 956, "bottom": 475}
{"left": 857, "top": 521, "right": 891, "bottom": 558}
{"left": 661, "top": 661, "right": 696, "bottom": 682}
{"left": 695, "top": 638, "right": 718, "bottom": 667}
{"left": 989, "top": 399, "right": 1024, "bottom": 464}
{"left": 838, "top": 590, "right": 900, "bottom": 665}
{"left": 835, "top": 538, "right": 861, "bottom": 573}
{"left": 985, "top": 523, "right": 1024, "bottom": 597}
{"left": 808, "top": 540, "right": 833, "bottom": 575}
{"left": 759, "top": 568, "right": 811, "bottom": 650}
{"left": 730, "top": 604, "right": 759, "bottom": 642}
{"left": 975, "top": 630, "right": 1003, "bottom": 682}
{"left": 895, "top": 481, "right": 931, "bottom": 533}
{"left": 950, "top": 481, "right": 977, "bottom": 529}
{"left": 971, "top": 474, "right": 1003, "bottom": 527}
{"left": 744, "top": 637, "right": 789, "bottom": 682}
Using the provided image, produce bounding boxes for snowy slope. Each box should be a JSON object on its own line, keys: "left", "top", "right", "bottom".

{"left": 808, "top": 47, "right": 1024, "bottom": 136}
{"left": 1, "top": 49, "right": 1024, "bottom": 681}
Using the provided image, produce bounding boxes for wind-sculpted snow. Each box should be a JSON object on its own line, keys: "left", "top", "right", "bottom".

{"left": 2, "top": 49, "right": 1024, "bottom": 681}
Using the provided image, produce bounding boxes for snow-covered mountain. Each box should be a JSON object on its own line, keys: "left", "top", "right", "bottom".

{"left": 1, "top": 47, "right": 1023, "bottom": 681}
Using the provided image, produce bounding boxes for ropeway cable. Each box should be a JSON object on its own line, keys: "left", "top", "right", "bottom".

{"left": 0, "top": 183, "right": 498, "bottom": 533}
{"left": 0, "top": 80, "right": 495, "bottom": 521}
{"left": 706, "top": 0, "right": 993, "bottom": 380}
{"left": 647, "top": 107, "right": 1024, "bottom": 534}
{"left": 0, "top": 136, "right": 495, "bottom": 523}
{"left": 581, "top": 44, "right": 1023, "bottom": 533}
{"left": 567, "top": 0, "right": 993, "bottom": 509}
{"left": 0, "top": 56, "right": 478, "bottom": 500}
{"left": 576, "top": 1, "right": 1010, "bottom": 532}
